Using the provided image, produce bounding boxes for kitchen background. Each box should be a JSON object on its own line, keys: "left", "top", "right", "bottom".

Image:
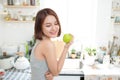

{"left": 0, "top": 0, "right": 120, "bottom": 80}
{"left": 0, "top": 0, "right": 120, "bottom": 55}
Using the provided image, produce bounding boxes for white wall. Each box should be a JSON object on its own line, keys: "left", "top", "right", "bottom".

{"left": 0, "top": 0, "right": 116, "bottom": 49}
{"left": 96, "top": 0, "right": 113, "bottom": 47}
{"left": 0, "top": 2, "right": 40, "bottom": 45}
{"left": 38, "top": 0, "right": 115, "bottom": 50}
{"left": 67, "top": 0, "right": 98, "bottom": 49}
{"left": 0, "top": 0, "right": 68, "bottom": 46}
{"left": 37, "top": 0, "right": 99, "bottom": 51}
{"left": 39, "top": 0, "right": 68, "bottom": 41}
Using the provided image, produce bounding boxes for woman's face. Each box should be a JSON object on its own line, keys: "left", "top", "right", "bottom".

{"left": 42, "top": 15, "right": 59, "bottom": 39}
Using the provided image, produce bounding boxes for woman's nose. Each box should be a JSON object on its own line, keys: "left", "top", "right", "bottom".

{"left": 52, "top": 26, "right": 56, "bottom": 30}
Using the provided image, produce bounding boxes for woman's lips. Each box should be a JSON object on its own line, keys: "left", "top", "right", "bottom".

{"left": 50, "top": 31, "right": 58, "bottom": 35}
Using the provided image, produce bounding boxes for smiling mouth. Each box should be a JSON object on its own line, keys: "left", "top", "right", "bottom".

{"left": 50, "top": 31, "right": 58, "bottom": 35}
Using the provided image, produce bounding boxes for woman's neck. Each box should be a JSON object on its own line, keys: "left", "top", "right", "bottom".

{"left": 42, "top": 36, "right": 51, "bottom": 40}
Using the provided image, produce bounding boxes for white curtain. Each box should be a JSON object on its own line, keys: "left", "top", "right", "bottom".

{"left": 67, "top": 0, "right": 98, "bottom": 49}
{"left": 41, "top": 0, "right": 98, "bottom": 49}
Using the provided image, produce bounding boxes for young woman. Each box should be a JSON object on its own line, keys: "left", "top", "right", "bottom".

{"left": 30, "top": 8, "right": 73, "bottom": 80}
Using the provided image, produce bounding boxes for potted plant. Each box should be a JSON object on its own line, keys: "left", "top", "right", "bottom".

{"left": 70, "top": 49, "right": 76, "bottom": 59}
{"left": 84, "top": 47, "right": 96, "bottom": 65}
{"left": 85, "top": 47, "right": 96, "bottom": 56}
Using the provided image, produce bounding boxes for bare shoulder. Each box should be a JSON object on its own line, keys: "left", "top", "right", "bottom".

{"left": 34, "top": 40, "right": 54, "bottom": 60}
{"left": 41, "top": 40, "right": 55, "bottom": 48}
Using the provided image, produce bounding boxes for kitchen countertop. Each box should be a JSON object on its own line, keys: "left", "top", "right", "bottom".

{"left": 60, "top": 68, "right": 84, "bottom": 76}
{"left": 2, "top": 63, "right": 120, "bottom": 80}
{"left": 83, "top": 63, "right": 120, "bottom": 75}
{"left": 2, "top": 67, "right": 84, "bottom": 80}
{"left": 82, "top": 63, "right": 120, "bottom": 80}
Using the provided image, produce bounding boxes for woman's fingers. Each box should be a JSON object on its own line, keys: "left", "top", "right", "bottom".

{"left": 45, "top": 71, "right": 53, "bottom": 80}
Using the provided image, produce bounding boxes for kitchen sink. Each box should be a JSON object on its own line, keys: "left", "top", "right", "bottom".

{"left": 63, "top": 59, "right": 83, "bottom": 69}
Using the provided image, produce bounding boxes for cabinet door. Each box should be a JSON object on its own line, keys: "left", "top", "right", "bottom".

{"left": 54, "top": 76, "right": 80, "bottom": 80}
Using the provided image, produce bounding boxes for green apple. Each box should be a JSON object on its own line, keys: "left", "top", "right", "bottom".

{"left": 63, "top": 33, "right": 73, "bottom": 43}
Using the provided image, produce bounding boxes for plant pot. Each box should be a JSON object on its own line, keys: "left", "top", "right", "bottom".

{"left": 84, "top": 56, "right": 96, "bottom": 65}
{"left": 71, "top": 54, "right": 76, "bottom": 59}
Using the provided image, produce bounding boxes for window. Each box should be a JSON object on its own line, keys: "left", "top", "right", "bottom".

{"left": 42, "top": 0, "right": 98, "bottom": 48}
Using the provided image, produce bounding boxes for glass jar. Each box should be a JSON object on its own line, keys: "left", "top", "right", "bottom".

{"left": 22, "top": 0, "right": 29, "bottom": 6}
{"left": 14, "top": 0, "right": 20, "bottom": 5}
{"left": 7, "top": 0, "right": 14, "bottom": 5}
{"left": 30, "top": 0, "right": 35, "bottom": 6}
{"left": 4, "top": 12, "right": 11, "bottom": 21}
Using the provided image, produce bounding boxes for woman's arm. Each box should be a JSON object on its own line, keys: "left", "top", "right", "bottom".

{"left": 43, "top": 39, "right": 73, "bottom": 76}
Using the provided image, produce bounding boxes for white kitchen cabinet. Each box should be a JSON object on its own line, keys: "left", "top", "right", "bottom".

{"left": 54, "top": 68, "right": 84, "bottom": 80}
{"left": 54, "top": 76, "right": 81, "bottom": 80}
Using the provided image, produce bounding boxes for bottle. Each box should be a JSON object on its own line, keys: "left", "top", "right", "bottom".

{"left": 103, "top": 55, "right": 110, "bottom": 67}
{"left": 4, "top": 12, "right": 11, "bottom": 21}
{"left": 30, "top": 0, "right": 35, "bottom": 6}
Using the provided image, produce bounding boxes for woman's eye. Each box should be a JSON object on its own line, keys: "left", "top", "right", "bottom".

{"left": 46, "top": 25, "right": 51, "bottom": 27}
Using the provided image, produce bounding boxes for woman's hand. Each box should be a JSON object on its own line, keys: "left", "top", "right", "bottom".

{"left": 45, "top": 71, "right": 53, "bottom": 80}
{"left": 64, "top": 34, "right": 74, "bottom": 49}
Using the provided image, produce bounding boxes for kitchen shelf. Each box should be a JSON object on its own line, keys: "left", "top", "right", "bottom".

{"left": 114, "top": 23, "right": 120, "bottom": 25}
{"left": 112, "top": 8, "right": 120, "bottom": 11}
{"left": 0, "top": 11, "right": 8, "bottom": 15}
{"left": 4, "top": 5, "right": 39, "bottom": 8}
{"left": 1, "top": 3, "right": 39, "bottom": 24}
{"left": 4, "top": 20, "right": 35, "bottom": 23}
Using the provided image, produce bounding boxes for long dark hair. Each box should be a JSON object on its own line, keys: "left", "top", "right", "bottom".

{"left": 34, "top": 8, "right": 61, "bottom": 40}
